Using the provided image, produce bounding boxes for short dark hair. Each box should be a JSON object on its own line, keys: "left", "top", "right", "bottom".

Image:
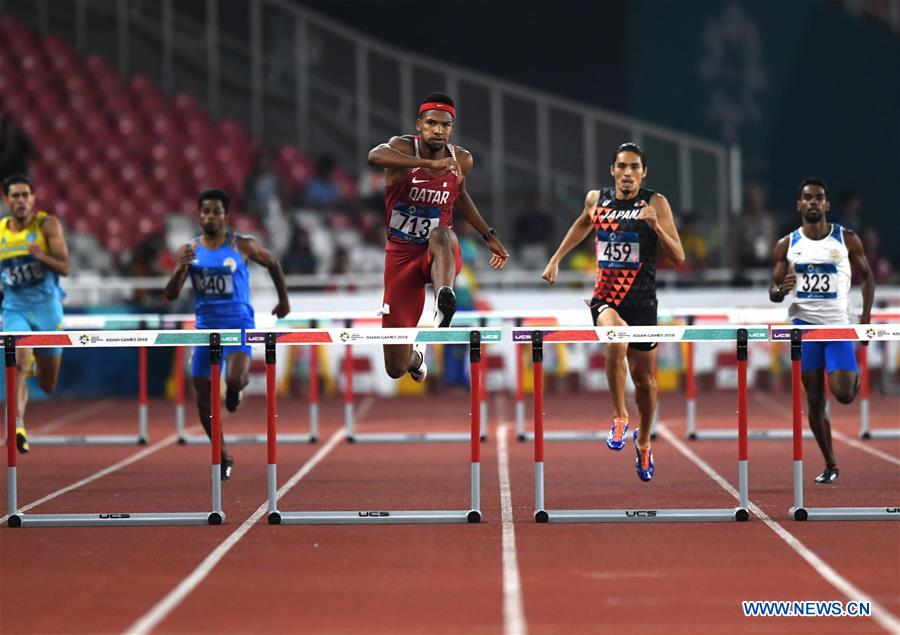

{"left": 797, "top": 177, "right": 828, "bottom": 200}
{"left": 421, "top": 92, "right": 454, "bottom": 108}
{"left": 198, "top": 188, "right": 230, "bottom": 212}
{"left": 3, "top": 174, "right": 32, "bottom": 196}
{"left": 613, "top": 142, "right": 646, "bottom": 168}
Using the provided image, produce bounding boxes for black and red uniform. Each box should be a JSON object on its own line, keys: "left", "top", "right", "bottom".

{"left": 589, "top": 186, "right": 659, "bottom": 350}
{"left": 381, "top": 135, "right": 463, "bottom": 327}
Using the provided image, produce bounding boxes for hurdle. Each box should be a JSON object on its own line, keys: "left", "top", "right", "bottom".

{"left": 4, "top": 330, "right": 240, "bottom": 527}
{"left": 777, "top": 325, "right": 900, "bottom": 522}
{"left": 249, "top": 326, "right": 499, "bottom": 524}
{"left": 175, "top": 318, "right": 323, "bottom": 446}
{"left": 20, "top": 314, "right": 176, "bottom": 447}
{"left": 859, "top": 310, "right": 900, "bottom": 439}
{"left": 514, "top": 325, "right": 764, "bottom": 523}
{"left": 683, "top": 309, "right": 899, "bottom": 441}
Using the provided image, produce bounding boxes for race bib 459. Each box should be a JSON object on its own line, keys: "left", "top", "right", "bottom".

{"left": 597, "top": 230, "right": 640, "bottom": 269}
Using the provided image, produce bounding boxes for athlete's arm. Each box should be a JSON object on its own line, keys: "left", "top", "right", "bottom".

{"left": 844, "top": 229, "right": 875, "bottom": 324}
{"left": 164, "top": 243, "right": 195, "bottom": 302}
{"left": 367, "top": 137, "right": 458, "bottom": 185}
{"left": 768, "top": 236, "right": 795, "bottom": 303}
{"left": 30, "top": 216, "right": 70, "bottom": 276}
{"left": 454, "top": 149, "right": 509, "bottom": 269}
{"left": 240, "top": 236, "right": 291, "bottom": 318}
{"left": 640, "top": 193, "right": 684, "bottom": 266}
{"left": 541, "top": 190, "right": 597, "bottom": 284}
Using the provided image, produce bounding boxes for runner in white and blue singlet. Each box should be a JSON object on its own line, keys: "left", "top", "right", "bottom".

{"left": 770, "top": 177, "right": 874, "bottom": 484}
{"left": 165, "top": 189, "right": 290, "bottom": 481}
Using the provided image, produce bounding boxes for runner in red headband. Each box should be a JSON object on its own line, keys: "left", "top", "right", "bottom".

{"left": 368, "top": 92, "right": 509, "bottom": 383}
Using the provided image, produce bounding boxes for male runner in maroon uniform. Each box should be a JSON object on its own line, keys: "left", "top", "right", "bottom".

{"left": 368, "top": 92, "right": 509, "bottom": 381}
{"left": 542, "top": 143, "right": 684, "bottom": 481}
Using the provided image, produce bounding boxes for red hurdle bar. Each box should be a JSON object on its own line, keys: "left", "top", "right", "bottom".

{"left": 209, "top": 333, "right": 224, "bottom": 523}
{"left": 5, "top": 336, "right": 18, "bottom": 519}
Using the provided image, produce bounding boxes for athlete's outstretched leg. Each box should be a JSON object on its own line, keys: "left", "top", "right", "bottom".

{"left": 627, "top": 347, "right": 657, "bottom": 448}
{"left": 595, "top": 307, "right": 629, "bottom": 449}
{"left": 828, "top": 369, "right": 859, "bottom": 405}
{"left": 193, "top": 376, "right": 233, "bottom": 480}
{"left": 224, "top": 350, "right": 251, "bottom": 412}
{"left": 14, "top": 347, "right": 32, "bottom": 454}
{"left": 802, "top": 368, "right": 837, "bottom": 483}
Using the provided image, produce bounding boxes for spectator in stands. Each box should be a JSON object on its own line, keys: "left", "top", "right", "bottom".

{"left": 301, "top": 155, "right": 343, "bottom": 208}
{"left": 126, "top": 232, "right": 174, "bottom": 308}
{"left": 358, "top": 167, "right": 387, "bottom": 216}
{"left": 325, "top": 245, "right": 355, "bottom": 292}
{"left": 832, "top": 187, "right": 864, "bottom": 231}
{"left": 0, "top": 115, "right": 34, "bottom": 179}
{"left": 281, "top": 225, "right": 319, "bottom": 275}
{"left": 512, "top": 196, "right": 556, "bottom": 268}
{"left": 731, "top": 185, "right": 776, "bottom": 285}
{"left": 677, "top": 213, "right": 709, "bottom": 272}
{"left": 859, "top": 226, "right": 894, "bottom": 284}
{"left": 244, "top": 151, "right": 283, "bottom": 220}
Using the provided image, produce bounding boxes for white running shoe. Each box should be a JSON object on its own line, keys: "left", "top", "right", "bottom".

{"left": 409, "top": 343, "right": 427, "bottom": 383}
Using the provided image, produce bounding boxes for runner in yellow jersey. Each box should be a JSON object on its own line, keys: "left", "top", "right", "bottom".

{"left": 1, "top": 174, "right": 70, "bottom": 453}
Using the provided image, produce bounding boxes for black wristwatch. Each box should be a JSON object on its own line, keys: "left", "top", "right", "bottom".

{"left": 481, "top": 227, "right": 497, "bottom": 242}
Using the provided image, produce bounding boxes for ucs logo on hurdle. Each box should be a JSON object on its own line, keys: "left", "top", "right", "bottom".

{"left": 358, "top": 511, "right": 390, "bottom": 517}
{"left": 625, "top": 510, "right": 657, "bottom": 518}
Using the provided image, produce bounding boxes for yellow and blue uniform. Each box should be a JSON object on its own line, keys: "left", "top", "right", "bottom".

{"left": 0, "top": 211, "right": 64, "bottom": 357}
{"left": 188, "top": 232, "right": 255, "bottom": 377}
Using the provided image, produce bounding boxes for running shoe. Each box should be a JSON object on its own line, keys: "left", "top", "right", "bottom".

{"left": 409, "top": 343, "right": 427, "bottom": 383}
{"left": 221, "top": 455, "right": 235, "bottom": 481}
{"left": 606, "top": 416, "right": 629, "bottom": 450}
{"left": 225, "top": 388, "right": 241, "bottom": 413}
{"left": 15, "top": 427, "right": 29, "bottom": 454}
{"left": 434, "top": 286, "right": 457, "bottom": 328}
{"left": 814, "top": 465, "right": 839, "bottom": 484}
{"left": 634, "top": 430, "right": 654, "bottom": 482}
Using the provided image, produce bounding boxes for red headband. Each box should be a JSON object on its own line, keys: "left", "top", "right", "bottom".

{"left": 419, "top": 102, "right": 456, "bottom": 118}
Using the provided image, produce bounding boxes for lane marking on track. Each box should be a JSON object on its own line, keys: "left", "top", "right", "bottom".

{"left": 658, "top": 423, "right": 900, "bottom": 635}
{"left": 126, "top": 396, "right": 374, "bottom": 635}
{"left": 832, "top": 430, "right": 900, "bottom": 466}
{"left": 0, "top": 400, "right": 113, "bottom": 446}
{"left": 496, "top": 423, "right": 527, "bottom": 635}
{"left": 125, "top": 427, "right": 346, "bottom": 635}
{"left": 1, "top": 431, "right": 183, "bottom": 523}
{"left": 751, "top": 391, "right": 900, "bottom": 466}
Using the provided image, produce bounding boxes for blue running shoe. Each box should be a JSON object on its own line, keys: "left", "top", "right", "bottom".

{"left": 606, "top": 416, "right": 629, "bottom": 450}
{"left": 634, "top": 430, "right": 654, "bottom": 482}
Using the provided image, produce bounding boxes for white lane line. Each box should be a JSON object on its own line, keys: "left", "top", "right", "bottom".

{"left": 657, "top": 424, "right": 900, "bottom": 635}
{"left": 832, "top": 430, "right": 900, "bottom": 467}
{"left": 1, "top": 432, "right": 182, "bottom": 524}
{"left": 1, "top": 400, "right": 113, "bottom": 446}
{"left": 751, "top": 391, "right": 900, "bottom": 466}
{"left": 496, "top": 423, "right": 527, "bottom": 635}
{"left": 33, "top": 400, "right": 116, "bottom": 433}
{"left": 126, "top": 428, "right": 345, "bottom": 635}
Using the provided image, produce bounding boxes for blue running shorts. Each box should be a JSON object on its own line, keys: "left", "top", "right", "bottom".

{"left": 792, "top": 319, "right": 858, "bottom": 373}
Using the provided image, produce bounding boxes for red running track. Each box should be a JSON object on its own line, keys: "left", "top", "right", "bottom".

{"left": 0, "top": 390, "right": 898, "bottom": 634}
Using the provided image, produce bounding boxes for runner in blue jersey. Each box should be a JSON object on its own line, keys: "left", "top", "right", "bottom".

{"left": 165, "top": 189, "right": 290, "bottom": 480}
{"left": 1, "top": 174, "right": 70, "bottom": 454}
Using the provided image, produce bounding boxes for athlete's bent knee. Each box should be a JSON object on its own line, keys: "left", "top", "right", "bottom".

{"left": 384, "top": 359, "right": 408, "bottom": 379}
{"left": 606, "top": 342, "right": 627, "bottom": 361}
{"left": 37, "top": 376, "right": 58, "bottom": 393}
{"left": 429, "top": 226, "right": 454, "bottom": 249}
{"left": 632, "top": 372, "right": 656, "bottom": 395}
